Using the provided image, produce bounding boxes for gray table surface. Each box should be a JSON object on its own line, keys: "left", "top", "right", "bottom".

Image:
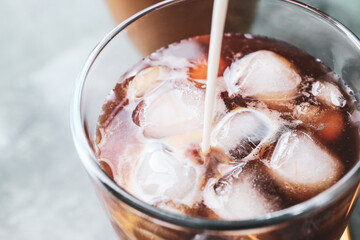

{"left": 1, "top": 0, "right": 359, "bottom": 239}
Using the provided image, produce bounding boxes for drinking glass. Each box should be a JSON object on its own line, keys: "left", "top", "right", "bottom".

{"left": 70, "top": 0, "right": 360, "bottom": 239}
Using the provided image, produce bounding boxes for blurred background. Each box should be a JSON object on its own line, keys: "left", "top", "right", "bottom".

{"left": 1, "top": 0, "right": 359, "bottom": 239}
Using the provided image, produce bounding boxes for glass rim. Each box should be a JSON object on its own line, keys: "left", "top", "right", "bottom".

{"left": 70, "top": 0, "right": 360, "bottom": 231}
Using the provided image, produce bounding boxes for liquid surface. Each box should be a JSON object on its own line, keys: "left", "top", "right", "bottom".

{"left": 96, "top": 34, "right": 359, "bottom": 220}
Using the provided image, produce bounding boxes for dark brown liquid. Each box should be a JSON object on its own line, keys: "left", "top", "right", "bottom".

{"left": 96, "top": 34, "right": 359, "bottom": 219}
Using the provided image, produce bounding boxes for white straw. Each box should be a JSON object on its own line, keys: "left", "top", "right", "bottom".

{"left": 201, "top": 0, "right": 229, "bottom": 154}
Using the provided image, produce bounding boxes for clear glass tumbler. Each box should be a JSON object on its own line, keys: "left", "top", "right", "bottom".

{"left": 70, "top": 0, "right": 360, "bottom": 239}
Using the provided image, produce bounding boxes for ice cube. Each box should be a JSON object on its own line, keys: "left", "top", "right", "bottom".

{"left": 133, "top": 142, "right": 199, "bottom": 205}
{"left": 211, "top": 108, "right": 278, "bottom": 160}
{"left": 311, "top": 81, "right": 346, "bottom": 108}
{"left": 224, "top": 50, "right": 301, "bottom": 100}
{"left": 267, "top": 131, "right": 343, "bottom": 188}
{"left": 203, "top": 176, "right": 274, "bottom": 220}
{"left": 128, "top": 66, "right": 170, "bottom": 98}
{"left": 137, "top": 81, "right": 227, "bottom": 139}
{"left": 137, "top": 84, "right": 205, "bottom": 138}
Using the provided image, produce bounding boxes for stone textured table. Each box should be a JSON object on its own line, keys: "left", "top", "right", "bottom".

{"left": 0, "top": 0, "right": 359, "bottom": 239}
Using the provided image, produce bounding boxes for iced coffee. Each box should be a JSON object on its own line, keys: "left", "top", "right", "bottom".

{"left": 95, "top": 34, "right": 359, "bottom": 222}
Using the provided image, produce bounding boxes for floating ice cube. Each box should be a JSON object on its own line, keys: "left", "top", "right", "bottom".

{"left": 137, "top": 81, "right": 226, "bottom": 139}
{"left": 137, "top": 84, "right": 205, "bottom": 138}
{"left": 133, "top": 142, "right": 199, "bottom": 205}
{"left": 128, "top": 66, "right": 170, "bottom": 98}
{"left": 312, "top": 81, "right": 346, "bottom": 108}
{"left": 267, "top": 131, "right": 343, "bottom": 188}
{"left": 203, "top": 176, "right": 273, "bottom": 220}
{"left": 211, "top": 108, "right": 278, "bottom": 160}
{"left": 224, "top": 50, "right": 301, "bottom": 100}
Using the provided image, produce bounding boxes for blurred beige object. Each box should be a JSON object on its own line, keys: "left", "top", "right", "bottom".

{"left": 106, "top": 0, "right": 161, "bottom": 23}
{"left": 340, "top": 227, "right": 351, "bottom": 240}
{"left": 106, "top": 0, "right": 212, "bottom": 55}
{"left": 106, "top": 0, "right": 256, "bottom": 56}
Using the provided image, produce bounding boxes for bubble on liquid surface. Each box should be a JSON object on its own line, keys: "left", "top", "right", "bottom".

{"left": 224, "top": 50, "right": 301, "bottom": 100}
{"left": 133, "top": 141, "right": 199, "bottom": 205}
{"left": 267, "top": 131, "right": 343, "bottom": 188}
{"left": 211, "top": 108, "right": 279, "bottom": 160}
